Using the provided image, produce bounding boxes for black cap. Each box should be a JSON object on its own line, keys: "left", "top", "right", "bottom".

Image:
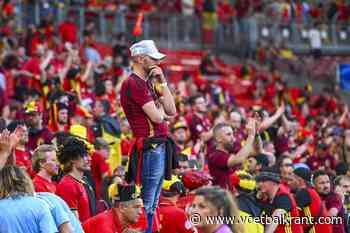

{"left": 293, "top": 167, "right": 311, "bottom": 183}
{"left": 256, "top": 167, "right": 281, "bottom": 183}
{"left": 255, "top": 154, "right": 269, "bottom": 168}
{"left": 114, "top": 184, "right": 140, "bottom": 202}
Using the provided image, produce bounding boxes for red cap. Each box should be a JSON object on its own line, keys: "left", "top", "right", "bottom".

{"left": 181, "top": 171, "right": 212, "bottom": 191}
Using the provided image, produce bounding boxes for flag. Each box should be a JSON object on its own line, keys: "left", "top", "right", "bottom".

{"left": 338, "top": 64, "right": 350, "bottom": 91}
{"left": 132, "top": 11, "right": 144, "bottom": 37}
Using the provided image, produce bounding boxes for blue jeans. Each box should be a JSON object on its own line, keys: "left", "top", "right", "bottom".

{"left": 141, "top": 143, "right": 166, "bottom": 233}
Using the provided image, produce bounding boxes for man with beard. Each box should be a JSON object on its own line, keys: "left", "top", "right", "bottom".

{"left": 246, "top": 153, "right": 269, "bottom": 177}
{"left": 32, "top": 144, "right": 59, "bottom": 193}
{"left": 24, "top": 101, "right": 53, "bottom": 151}
{"left": 255, "top": 167, "right": 303, "bottom": 233}
{"left": 120, "top": 40, "right": 177, "bottom": 233}
{"left": 56, "top": 137, "right": 96, "bottom": 222}
{"left": 287, "top": 167, "right": 332, "bottom": 233}
{"left": 172, "top": 122, "right": 189, "bottom": 154}
{"left": 314, "top": 170, "right": 345, "bottom": 233}
{"left": 208, "top": 120, "right": 257, "bottom": 189}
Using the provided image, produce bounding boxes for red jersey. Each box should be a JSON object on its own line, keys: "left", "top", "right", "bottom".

{"left": 187, "top": 113, "right": 211, "bottom": 143}
{"left": 91, "top": 151, "right": 109, "bottom": 200}
{"left": 83, "top": 209, "right": 122, "bottom": 233}
{"left": 83, "top": 208, "right": 154, "bottom": 233}
{"left": 295, "top": 187, "right": 332, "bottom": 233}
{"left": 322, "top": 193, "right": 345, "bottom": 233}
{"left": 208, "top": 149, "right": 234, "bottom": 189}
{"left": 270, "top": 185, "right": 303, "bottom": 233}
{"left": 120, "top": 73, "right": 168, "bottom": 138}
{"left": 14, "top": 148, "right": 33, "bottom": 177}
{"left": 177, "top": 194, "right": 195, "bottom": 211}
{"left": 33, "top": 174, "right": 57, "bottom": 193}
{"left": 56, "top": 175, "right": 92, "bottom": 222}
{"left": 159, "top": 197, "right": 195, "bottom": 233}
{"left": 4, "top": 70, "right": 15, "bottom": 98}
{"left": 58, "top": 21, "right": 78, "bottom": 43}
{"left": 24, "top": 57, "right": 41, "bottom": 90}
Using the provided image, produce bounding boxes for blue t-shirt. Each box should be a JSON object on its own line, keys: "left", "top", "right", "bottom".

{"left": 0, "top": 195, "right": 58, "bottom": 233}
{"left": 36, "top": 192, "right": 84, "bottom": 233}
{"left": 85, "top": 47, "right": 101, "bottom": 65}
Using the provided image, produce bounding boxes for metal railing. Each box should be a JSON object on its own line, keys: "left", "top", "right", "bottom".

{"left": 5, "top": 2, "right": 350, "bottom": 55}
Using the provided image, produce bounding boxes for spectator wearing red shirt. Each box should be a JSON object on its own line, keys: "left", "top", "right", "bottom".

{"left": 159, "top": 178, "right": 195, "bottom": 233}
{"left": 6, "top": 120, "right": 33, "bottom": 176}
{"left": 256, "top": 167, "right": 303, "bottom": 233}
{"left": 2, "top": 0, "right": 14, "bottom": 18}
{"left": 306, "top": 143, "right": 336, "bottom": 172}
{"left": 24, "top": 101, "right": 53, "bottom": 152}
{"left": 313, "top": 170, "right": 345, "bottom": 233}
{"left": 287, "top": 167, "right": 333, "bottom": 233}
{"left": 187, "top": 94, "right": 213, "bottom": 144}
{"left": 32, "top": 144, "right": 59, "bottom": 193}
{"left": 56, "top": 137, "right": 95, "bottom": 222}
{"left": 83, "top": 183, "right": 144, "bottom": 233}
{"left": 208, "top": 120, "right": 257, "bottom": 189}
{"left": 58, "top": 18, "right": 78, "bottom": 44}
{"left": 217, "top": 0, "right": 235, "bottom": 25}
{"left": 91, "top": 138, "right": 110, "bottom": 200}
{"left": 120, "top": 40, "right": 177, "bottom": 233}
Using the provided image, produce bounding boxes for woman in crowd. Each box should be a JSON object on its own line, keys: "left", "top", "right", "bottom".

{"left": 0, "top": 165, "right": 58, "bottom": 233}
{"left": 190, "top": 186, "right": 244, "bottom": 233}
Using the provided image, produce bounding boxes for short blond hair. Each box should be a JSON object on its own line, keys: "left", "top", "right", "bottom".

{"left": 32, "top": 144, "right": 56, "bottom": 173}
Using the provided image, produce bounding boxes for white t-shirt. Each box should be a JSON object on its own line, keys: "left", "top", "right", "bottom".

{"left": 182, "top": 0, "right": 194, "bottom": 15}
{"left": 309, "top": 29, "right": 322, "bottom": 49}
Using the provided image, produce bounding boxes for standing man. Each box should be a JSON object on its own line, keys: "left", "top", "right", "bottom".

{"left": 56, "top": 137, "right": 96, "bottom": 223}
{"left": 120, "top": 40, "right": 176, "bottom": 232}
{"left": 120, "top": 40, "right": 177, "bottom": 233}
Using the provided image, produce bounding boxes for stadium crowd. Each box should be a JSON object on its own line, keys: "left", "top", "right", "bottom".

{"left": 3, "top": 0, "right": 350, "bottom": 25}
{"left": 1, "top": 1, "right": 350, "bottom": 233}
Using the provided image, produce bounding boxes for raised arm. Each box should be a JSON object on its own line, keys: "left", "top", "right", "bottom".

{"left": 80, "top": 60, "right": 94, "bottom": 83}
{"left": 227, "top": 118, "right": 257, "bottom": 167}
{"left": 259, "top": 102, "right": 285, "bottom": 132}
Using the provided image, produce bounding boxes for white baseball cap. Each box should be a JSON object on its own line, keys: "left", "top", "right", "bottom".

{"left": 130, "top": 40, "right": 166, "bottom": 60}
